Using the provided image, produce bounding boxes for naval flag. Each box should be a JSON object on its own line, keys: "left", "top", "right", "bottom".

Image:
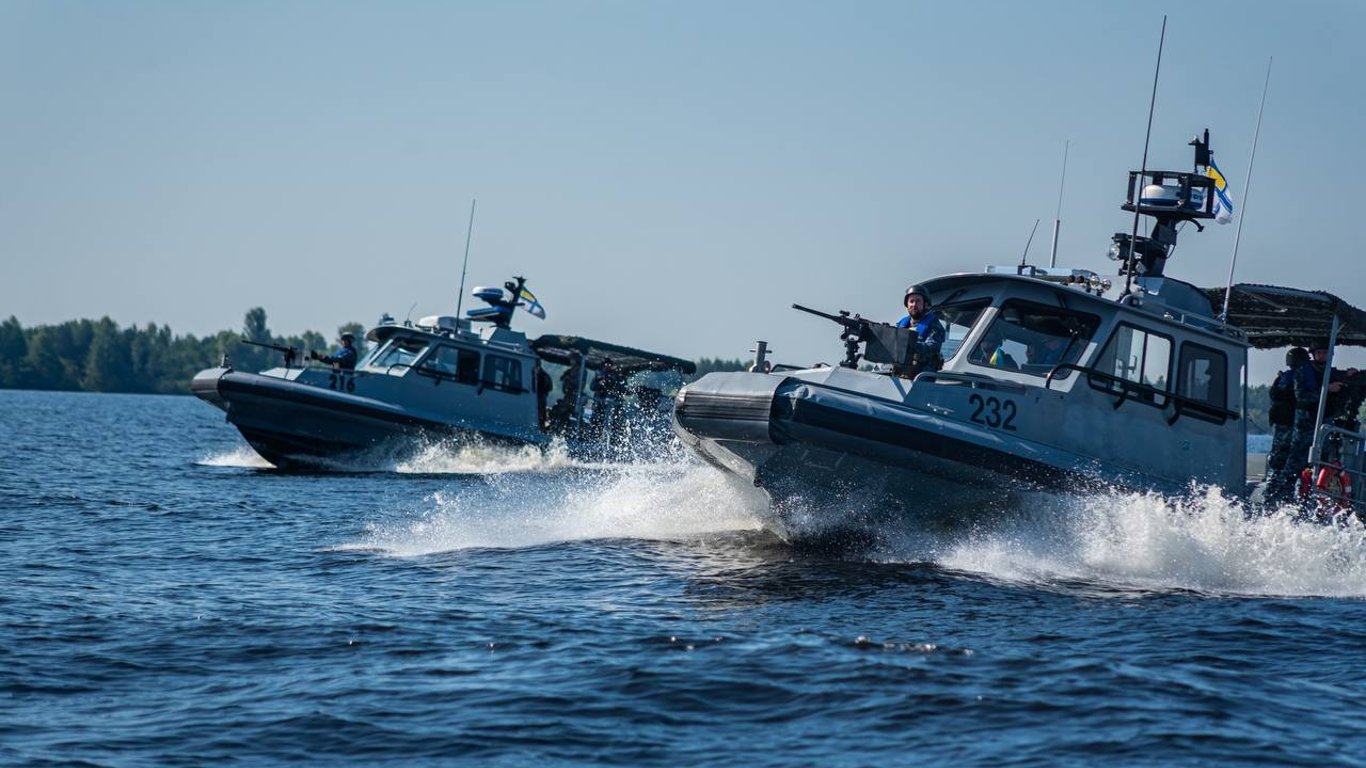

{"left": 1206, "top": 159, "right": 1235, "bottom": 224}
{"left": 517, "top": 286, "right": 547, "bottom": 319}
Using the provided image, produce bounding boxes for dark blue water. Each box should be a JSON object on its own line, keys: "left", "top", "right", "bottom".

{"left": 4, "top": 390, "right": 1365, "bottom": 766}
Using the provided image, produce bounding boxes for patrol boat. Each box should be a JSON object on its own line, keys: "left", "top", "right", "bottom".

{"left": 192, "top": 276, "right": 696, "bottom": 469}
{"left": 673, "top": 133, "right": 1366, "bottom": 539}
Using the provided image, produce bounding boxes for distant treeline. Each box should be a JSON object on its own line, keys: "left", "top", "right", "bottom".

{"left": 0, "top": 310, "right": 363, "bottom": 395}
{"left": 0, "top": 312, "right": 751, "bottom": 395}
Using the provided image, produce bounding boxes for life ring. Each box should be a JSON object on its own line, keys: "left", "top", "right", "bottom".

{"left": 1315, "top": 464, "right": 1354, "bottom": 507}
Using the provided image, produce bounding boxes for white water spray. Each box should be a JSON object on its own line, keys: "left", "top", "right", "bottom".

{"left": 917, "top": 486, "right": 1366, "bottom": 598}
{"left": 350, "top": 462, "right": 766, "bottom": 556}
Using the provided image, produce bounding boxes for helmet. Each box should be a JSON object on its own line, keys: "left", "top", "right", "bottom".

{"left": 1286, "top": 347, "right": 1309, "bottom": 366}
{"left": 341, "top": 332, "right": 356, "bottom": 343}
{"left": 904, "top": 284, "right": 930, "bottom": 305}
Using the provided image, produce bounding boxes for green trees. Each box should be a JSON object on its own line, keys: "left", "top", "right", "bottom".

{"left": 0, "top": 309, "right": 366, "bottom": 394}
{"left": 0, "top": 311, "right": 770, "bottom": 396}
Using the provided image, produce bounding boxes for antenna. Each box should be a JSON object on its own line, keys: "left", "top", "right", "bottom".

{"left": 455, "top": 198, "right": 477, "bottom": 317}
{"left": 1019, "top": 218, "right": 1041, "bottom": 267}
{"left": 1049, "top": 139, "right": 1069, "bottom": 267}
{"left": 1220, "top": 57, "right": 1273, "bottom": 321}
{"left": 1124, "top": 16, "right": 1167, "bottom": 295}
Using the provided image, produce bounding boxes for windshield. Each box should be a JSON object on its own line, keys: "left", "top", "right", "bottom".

{"left": 370, "top": 338, "right": 429, "bottom": 370}
{"left": 969, "top": 299, "right": 1100, "bottom": 376}
{"left": 936, "top": 300, "right": 991, "bottom": 361}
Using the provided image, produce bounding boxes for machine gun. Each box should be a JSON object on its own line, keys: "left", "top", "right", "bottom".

{"left": 239, "top": 338, "right": 300, "bottom": 369}
{"left": 792, "top": 304, "right": 871, "bottom": 368}
{"left": 791, "top": 303, "right": 940, "bottom": 376}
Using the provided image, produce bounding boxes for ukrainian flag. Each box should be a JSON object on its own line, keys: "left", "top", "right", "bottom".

{"left": 1207, "top": 159, "right": 1235, "bottom": 225}
{"left": 517, "top": 286, "right": 547, "bottom": 319}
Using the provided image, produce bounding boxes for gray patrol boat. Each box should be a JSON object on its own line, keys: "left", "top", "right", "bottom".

{"left": 193, "top": 276, "right": 696, "bottom": 469}
{"left": 674, "top": 133, "right": 1366, "bottom": 539}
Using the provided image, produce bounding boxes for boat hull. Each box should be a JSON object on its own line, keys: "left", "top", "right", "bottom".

{"left": 674, "top": 370, "right": 1130, "bottom": 541}
{"left": 192, "top": 367, "right": 539, "bottom": 469}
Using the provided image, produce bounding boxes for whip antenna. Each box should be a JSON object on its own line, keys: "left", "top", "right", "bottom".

{"left": 1220, "top": 57, "right": 1273, "bottom": 321}
{"left": 1020, "top": 218, "right": 1041, "bottom": 267}
{"left": 1124, "top": 16, "right": 1167, "bottom": 295}
{"left": 1049, "top": 139, "right": 1069, "bottom": 267}
{"left": 455, "top": 199, "right": 477, "bottom": 317}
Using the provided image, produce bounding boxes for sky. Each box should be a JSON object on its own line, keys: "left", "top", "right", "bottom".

{"left": 3, "top": 0, "right": 1364, "bottom": 383}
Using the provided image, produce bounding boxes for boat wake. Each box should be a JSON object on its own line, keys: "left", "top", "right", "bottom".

{"left": 348, "top": 462, "right": 767, "bottom": 556}
{"left": 868, "top": 485, "right": 1366, "bottom": 599}
{"left": 198, "top": 436, "right": 646, "bottom": 475}
{"left": 196, "top": 446, "right": 275, "bottom": 469}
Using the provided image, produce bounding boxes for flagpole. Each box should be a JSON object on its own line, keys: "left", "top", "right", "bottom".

{"left": 1125, "top": 15, "right": 1166, "bottom": 296}
{"left": 455, "top": 198, "right": 477, "bottom": 317}
{"left": 1219, "top": 57, "right": 1273, "bottom": 321}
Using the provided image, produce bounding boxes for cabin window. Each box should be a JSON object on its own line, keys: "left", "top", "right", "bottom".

{"left": 418, "top": 346, "right": 482, "bottom": 385}
{"left": 1096, "top": 323, "right": 1171, "bottom": 402}
{"left": 968, "top": 300, "right": 1101, "bottom": 377}
{"left": 483, "top": 354, "right": 525, "bottom": 393}
{"left": 1177, "top": 343, "right": 1227, "bottom": 411}
{"left": 371, "top": 338, "right": 429, "bottom": 371}
{"left": 419, "top": 346, "right": 459, "bottom": 377}
{"left": 936, "top": 300, "right": 991, "bottom": 362}
{"left": 456, "top": 349, "right": 480, "bottom": 384}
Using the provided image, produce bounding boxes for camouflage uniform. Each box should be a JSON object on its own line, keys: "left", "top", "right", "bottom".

{"left": 1263, "top": 368, "right": 1295, "bottom": 484}
{"left": 1267, "top": 361, "right": 1320, "bottom": 503}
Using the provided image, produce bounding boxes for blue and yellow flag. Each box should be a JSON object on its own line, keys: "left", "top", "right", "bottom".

{"left": 1206, "top": 160, "right": 1235, "bottom": 225}
{"left": 517, "top": 286, "right": 546, "bottom": 319}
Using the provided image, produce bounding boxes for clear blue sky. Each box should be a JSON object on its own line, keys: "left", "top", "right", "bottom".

{"left": 3, "top": 0, "right": 1363, "bottom": 382}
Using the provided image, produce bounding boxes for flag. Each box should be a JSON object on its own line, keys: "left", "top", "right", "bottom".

{"left": 517, "top": 286, "right": 546, "bottom": 319}
{"left": 1206, "top": 159, "right": 1235, "bottom": 225}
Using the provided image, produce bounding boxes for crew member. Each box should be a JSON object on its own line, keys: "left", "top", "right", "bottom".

{"left": 973, "top": 327, "right": 1019, "bottom": 370}
{"left": 1267, "top": 346, "right": 1320, "bottom": 503}
{"left": 312, "top": 333, "right": 358, "bottom": 370}
{"left": 894, "top": 284, "right": 946, "bottom": 372}
{"left": 1263, "top": 348, "right": 1305, "bottom": 491}
{"left": 1310, "top": 343, "right": 1358, "bottom": 427}
{"left": 534, "top": 363, "right": 554, "bottom": 429}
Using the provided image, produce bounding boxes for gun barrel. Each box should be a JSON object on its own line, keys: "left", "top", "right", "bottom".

{"left": 239, "top": 338, "right": 296, "bottom": 353}
{"left": 792, "top": 303, "right": 850, "bottom": 325}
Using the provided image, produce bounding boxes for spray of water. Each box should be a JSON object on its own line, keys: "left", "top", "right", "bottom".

{"left": 197, "top": 446, "right": 274, "bottom": 469}
{"left": 350, "top": 462, "right": 766, "bottom": 556}
{"left": 906, "top": 485, "right": 1366, "bottom": 598}
{"left": 199, "top": 436, "right": 603, "bottom": 475}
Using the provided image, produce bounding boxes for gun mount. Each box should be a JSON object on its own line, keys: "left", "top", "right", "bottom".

{"left": 792, "top": 304, "right": 937, "bottom": 375}
{"left": 240, "top": 338, "right": 299, "bottom": 369}
{"left": 792, "top": 304, "right": 870, "bottom": 368}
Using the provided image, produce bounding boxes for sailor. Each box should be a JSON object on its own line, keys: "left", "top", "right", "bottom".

{"left": 1263, "top": 347, "right": 1306, "bottom": 490}
{"left": 1266, "top": 347, "right": 1321, "bottom": 503}
{"left": 590, "top": 358, "right": 629, "bottom": 438}
{"left": 311, "top": 333, "right": 358, "bottom": 370}
{"left": 894, "top": 284, "right": 946, "bottom": 372}
{"left": 534, "top": 363, "right": 554, "bottom": 429}
{"left": 974, "top": 327, "right": 1019, "bottom": 370}
{"left": 547, "top": 353, "right": 584, "bottom": 432}
{"left": 1309, "top": 343, "right": 1358, "bottom": 427}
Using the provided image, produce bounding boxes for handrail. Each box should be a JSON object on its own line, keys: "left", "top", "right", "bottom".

{"left": 1045, "top": 363, "right": 1240, "bottom": 424}
{"left": 913, "top": 371, "right": 1030, "bottom": 395}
